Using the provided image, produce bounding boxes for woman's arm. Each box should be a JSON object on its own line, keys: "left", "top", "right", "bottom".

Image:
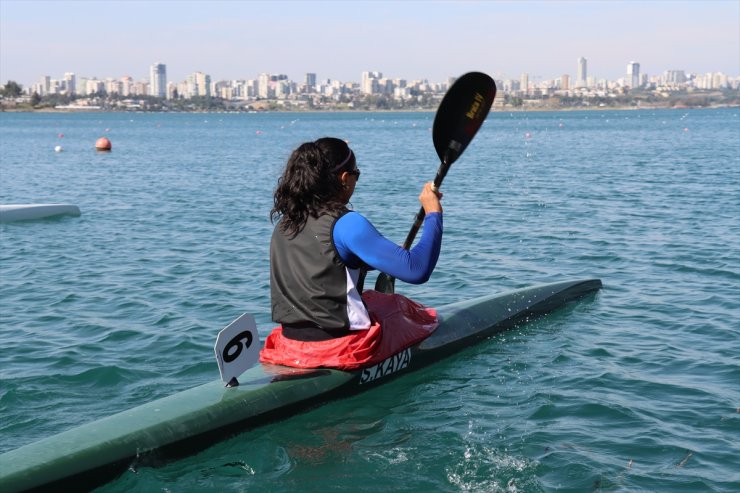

{"left": 333, "top": 211, "right": 443, "bottom": 284}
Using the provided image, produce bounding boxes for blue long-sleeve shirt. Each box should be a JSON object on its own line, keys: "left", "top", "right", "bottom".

{"left": 332, "top": 211, "right": 443, "bottom": 284}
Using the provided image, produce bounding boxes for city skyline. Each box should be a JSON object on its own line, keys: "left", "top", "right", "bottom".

{"left": 1, "top": 0, "right": 739, "bottom": 88}
{"left": 22, "top": 59, "right": 735, "bottom": 100}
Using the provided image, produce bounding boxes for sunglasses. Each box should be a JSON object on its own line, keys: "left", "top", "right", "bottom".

{"left": 347, "top": 168, "right": 361, "bottom": 180}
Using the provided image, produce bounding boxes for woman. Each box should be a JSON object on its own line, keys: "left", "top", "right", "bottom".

{"left": 261, "top": 137, "right": 443, "bottom": 369}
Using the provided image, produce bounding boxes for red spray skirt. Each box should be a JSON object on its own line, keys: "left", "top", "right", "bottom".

{"left": 259, "top": 290, "right": 438, "bottom": 371}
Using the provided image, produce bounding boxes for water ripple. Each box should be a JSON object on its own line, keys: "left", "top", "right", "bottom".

{"left": 1, "top": 110, "right": 739, "bottom": 492}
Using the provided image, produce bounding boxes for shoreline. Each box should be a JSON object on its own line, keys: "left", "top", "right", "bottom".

{"left": 2, "top": 103, "right": 737, "bottom": 114}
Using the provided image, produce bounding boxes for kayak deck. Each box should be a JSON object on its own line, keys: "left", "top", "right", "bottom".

{"left": 0, "top": 278, "right": 601, "bottom": 492}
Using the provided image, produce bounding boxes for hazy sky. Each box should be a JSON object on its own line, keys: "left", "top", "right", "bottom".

{"left": 1, "top": 0, "right": 738, "bottom": 88}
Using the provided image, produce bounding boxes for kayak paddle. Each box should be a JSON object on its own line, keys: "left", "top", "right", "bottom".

{"left": 375, "top": 71, "right": 497, "bottom": 294}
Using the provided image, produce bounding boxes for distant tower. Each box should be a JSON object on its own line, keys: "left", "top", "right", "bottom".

{"left": 186, "top": 72, "right": 211, "bottom": 97}
{"left": 39, "top": 75, "right": 51, "bottom": 96}
{"left": 520, "top": 73, "right": 529, "bottom": 95}
{"left": 258, "top": 73, "right": 271, "bottom": 98}
{"left": 361, "top": 71, "right": 382, "bottom": 95}
{"left": 577, "top": 57, "right": 588, "bottom": 87}
{"left": 561, "top": 74, "right": 570, "bottom": 90}
{"left": 626, "top": 61, "right": 640, "bottom": 89}
{"left": 150, "top": 63, "right": 167, "bottom": 98}
{"left": 120, "top": 76, "right": 133, "bottom": 97}
{"left": 664, "top": 70, "right": 686, "bottom": 85}
{"left": 64, "top": 72, "right": 76, "bottom": 96}
{"left": 305, "top": 73, "right": 317, "bottom": 87}
{"left": 195, "top": 72, "right": 211, "bottom": 97}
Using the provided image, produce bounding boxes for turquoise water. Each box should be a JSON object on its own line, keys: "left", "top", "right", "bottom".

{"left": 1, "top": 109, "right": 738, "bottom": 492}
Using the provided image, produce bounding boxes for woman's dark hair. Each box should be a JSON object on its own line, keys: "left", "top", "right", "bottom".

{"left": 271, "top": 137, "right": 356, "bottom": 236}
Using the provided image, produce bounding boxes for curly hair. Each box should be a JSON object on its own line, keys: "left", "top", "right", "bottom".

{"left": 271, "top": 137, "right": 356, "bottom": 237}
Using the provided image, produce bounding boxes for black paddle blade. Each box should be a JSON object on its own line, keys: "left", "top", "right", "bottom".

{"left": 375, "top": 72, "right": 496, "bottom": 295}
{"left": 433, "top": 72, "right": 496, "bottom": 166}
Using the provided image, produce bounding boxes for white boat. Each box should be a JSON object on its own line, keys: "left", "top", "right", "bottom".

{"left": 0, "top": 204, "right": 81, "bottom": 223}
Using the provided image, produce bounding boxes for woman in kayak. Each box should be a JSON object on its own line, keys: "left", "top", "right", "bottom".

{"left": 261, "top": 137, "right": 443, "bottom": 369}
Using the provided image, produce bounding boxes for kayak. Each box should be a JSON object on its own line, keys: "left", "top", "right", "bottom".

{"left": 0, "top": 278, "right": 601, "bottom": 492}
{"left": 0, "top": 204, "right": 81, "bottom": 223}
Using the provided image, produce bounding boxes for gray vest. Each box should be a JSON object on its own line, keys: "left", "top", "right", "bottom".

{"left": 270, "top": 210, "right": 369, "bottom": 330}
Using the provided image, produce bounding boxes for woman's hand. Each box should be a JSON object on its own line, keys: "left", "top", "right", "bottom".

{"left": 419, "top": 182, "right": 443, "bottom": 214}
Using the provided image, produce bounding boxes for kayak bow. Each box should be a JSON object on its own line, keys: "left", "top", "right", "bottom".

{"left": 0, "top": 278, "right": 601, "bottom": 492}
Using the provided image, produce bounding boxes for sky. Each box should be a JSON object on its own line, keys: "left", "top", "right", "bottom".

{"left": 1, "top": 0, "right": 738, "bottom": 88}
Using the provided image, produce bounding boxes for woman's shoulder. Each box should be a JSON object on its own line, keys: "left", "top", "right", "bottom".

{"left": 336, "top": 210, "right": 369, "bottom": 225}
{"left": 334, "top": 210, "right": 376, "bottom": 237}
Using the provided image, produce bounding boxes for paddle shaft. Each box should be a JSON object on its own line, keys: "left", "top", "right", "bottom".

{"left": 374, "top": 72, "right": 496, "bottom": 294}
{"left": 401, "top": 153, "right": 451, "bottom": 250}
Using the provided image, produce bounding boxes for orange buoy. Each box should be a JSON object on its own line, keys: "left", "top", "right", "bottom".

{"left": 95, "top": 137, "right": 112, "bottom": 151}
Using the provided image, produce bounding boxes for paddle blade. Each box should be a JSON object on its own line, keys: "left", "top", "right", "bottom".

{"left": 433, "top": 72, "right": 496, "bottom": 165}
{"left": 375, "top": 272, "right": 395, "bottom": 294}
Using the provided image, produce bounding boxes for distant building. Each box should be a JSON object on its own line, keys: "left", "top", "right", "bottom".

{"left": 133, "top": 80, "right": 149, "bottom": 96}
{"left": 627, "top": 61, "right": 640, "bottom": 88}
{"left": 150, "top": 63, "right": 167, "bottom": 98}
{"left": 520, "top": 73, "right": 529, "bottom": 95}
{"left": 664, "top": 70, "right": 687, "bottom": 85}
{"left": 246, "top": 79, "right": 258, "bottom": 98}
{"left": 86, "top": 78, "right": 104, "bottom": 95}
{"left": 105, "top": 78, "right": 121, "bottom": 95}
{"left": 257, "top": 73, "right": 271, "bottom": 98}
{"left": 275, "top": 79, "right": 291, "bottom": 98}
{"left": 577, "top": 57, "right": 587, "bottom": 87}
{"left": 361, "top": 71, "right": 382, "bottom": 95}
{"left": 167, "top": 82, "right": 178, "bottom": 100}
{"left": 561, "top": 74, "right": 570, "bottom": 90}
{"left": 120, "top": 76, "right": 133, "bottom": 97}
{"left": 187, "top": 71, "right": 211, "bottom": 97}
{"left": 64, "top": 72, "right": 76, "bottom": 96}
{"left": 33, "top": 75, "right": 51, "bottom": 96}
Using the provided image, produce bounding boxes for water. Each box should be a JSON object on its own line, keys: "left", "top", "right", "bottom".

{"left": 1, "top": 109, "right": 738, "bottom": 492}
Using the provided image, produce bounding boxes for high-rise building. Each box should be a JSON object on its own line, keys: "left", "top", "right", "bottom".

{"left": 275, "top": 79, "right": 291, "bottom": 98}
{"left": 626, "top": 62, "right": 640, "bottom": 88}
{"left": 86, "top": 78, "right": 104, "bottom": 95}
{"left": 64, "top": 72, "right": 76, "bottom": 95}
{"left": 150, "top": 63, "right": 167, "bottom": 98}
{"left": 167, "top": 82, "right": 178, "bottom": 100}
{"left": 35, "top": 75, "right": 51, "bottom": 96}
{"left": 520, "top": 73, "right": 529, "bottom": 95}
{"left": 305, "top": 73, "right": 317, "bottom": 87}
{"left": 105, "top": 78, "right": 121, "bottom": 95}
{"left": 186, "top": 72, "right": 211, "bottom": 97}
{"left": 561, "top": 74, "right": 570, "bottom": 90}
{"left": 577, "top": 57, "right": 588, "bottom": 87}
{"left": 120, "top": 76, "right": 133, "bottom": 96}
{"left": 361, "top": 71, "right": 382, "bottom": 95}
{"left": 664, "top": 70, "right": 687, "bottom": 85}
{"left": 257, "top": 73, "right": 271, "bottom": 98}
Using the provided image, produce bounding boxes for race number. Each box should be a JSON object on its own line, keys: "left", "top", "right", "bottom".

{"left": 214, "top": 313, "right": 260, "bottom": 385}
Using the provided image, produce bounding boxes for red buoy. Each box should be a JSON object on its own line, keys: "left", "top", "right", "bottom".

{"left": 95, "top": 137, "right": 112, "bottom": 151}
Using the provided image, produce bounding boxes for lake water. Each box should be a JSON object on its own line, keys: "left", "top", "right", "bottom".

{"left": 1, "top": 108, "right": 738, "bottom": 492}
